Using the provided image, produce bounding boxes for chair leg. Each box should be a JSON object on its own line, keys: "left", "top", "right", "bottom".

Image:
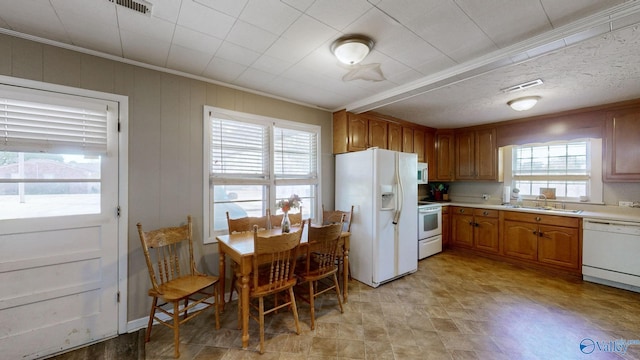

{"left": 183, "top": 298, "right": 189, "bottom": 319}
{"left": 145, "top": 297, "right": 157, "bottom": 342}
{"left": 258, "top": 296, "right": 265, "bottom": 354}
{"left": 289, "top": 287, "right": 300, "bottom": 335}
{"left": 309, "top": 281, "right": 316, "bottom": 330}
{"left": 228, "top": 272, "right": 237, "bottom": 303}
{"left": 173, "top": 301, "right": 180, "bottom": 358}
{"left": 333, "top": 273, "right": 344, "bottom": 313}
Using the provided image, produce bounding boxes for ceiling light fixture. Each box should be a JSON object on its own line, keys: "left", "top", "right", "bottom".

{"left": 507, "top": 96, "right": 541, "bottom": 111}
{"left": 331, "top": 35, "right": 374, "bottom": 65}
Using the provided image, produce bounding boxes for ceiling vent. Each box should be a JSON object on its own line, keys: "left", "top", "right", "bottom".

{"left": 109, "top": 0, "right": 152, "bottom": 15}
{"left": 501, "top": 79, "right": 544, "bottom": 93}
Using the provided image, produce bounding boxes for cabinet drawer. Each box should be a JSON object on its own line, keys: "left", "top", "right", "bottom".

{"left": 473, "top": 208, "right": 498, "bottom": 218}
{"left": 452, "top": 206, "right": 473, "bottom": 215}
{"left": 503, "top": 211, "right": 579, "bottom": 228}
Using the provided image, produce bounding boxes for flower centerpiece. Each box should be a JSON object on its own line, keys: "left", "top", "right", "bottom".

{"left": 276, "top": 194, "right": 301, "bottom": 232}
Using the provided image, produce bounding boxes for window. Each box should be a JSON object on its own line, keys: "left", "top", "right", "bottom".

{"left": 505, "top": 139, "right": 602, "bottom": 203}
{"left": 203, "top": 107, "right": 320, "bottom": 243}
{"left": 0, "top": 85, "right": 115, "bottom": 219}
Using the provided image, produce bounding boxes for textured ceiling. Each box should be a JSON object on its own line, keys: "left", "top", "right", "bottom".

{"left": 0, "top": 0, "right": 639, "bottom": 128}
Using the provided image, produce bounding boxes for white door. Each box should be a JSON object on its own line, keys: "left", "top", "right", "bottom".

{"left": 0, "top": 85, "right": 120, "bottom": 359}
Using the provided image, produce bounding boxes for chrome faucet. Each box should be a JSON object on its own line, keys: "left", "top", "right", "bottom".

{"left": 536, "top": 194, "right": 547, "bottom": 208}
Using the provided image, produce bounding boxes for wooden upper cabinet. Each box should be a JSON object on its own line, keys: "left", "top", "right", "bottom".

{"left": 333, "top": 110, "right": 348, "bottom": 154}
{"left": 388, "top": 123, "right": 402, "bottom": 152}
{"left": 455, "top": 127, "right": 498, "bottom": 181}
{"left": 347, "top": 113, "right": 368, "bottom": 152}
{"left": 367, "top": 118, "right": 388, "bottom": 149}
{"left": 402, "top": 127, "right": 414, "bottom": 153}
{"left": 435, "top": 130, "right": 455, "bottom": 181}
{"left": 413, "top": 128, "right": 425, "bottom": 162}
{"left": 425, "top": 130, "right": 436, "bottom": 179}
{"left": 604, "top": 107, "right": 640, "bottom": 181}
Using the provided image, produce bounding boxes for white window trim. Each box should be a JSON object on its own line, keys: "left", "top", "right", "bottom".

{"left": 202, "top": 106, "right": 321, "bottom": 244}
{"left": 502, "top": 138, "right": 603, "bottom": 204}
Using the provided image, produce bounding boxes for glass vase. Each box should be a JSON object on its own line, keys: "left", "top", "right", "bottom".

{"left": 281, "top": 211, "right": 291, "bottom": 233}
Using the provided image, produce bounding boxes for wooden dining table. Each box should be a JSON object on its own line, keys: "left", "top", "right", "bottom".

{"left": 216, "top": 225, "right": 350, "bottom": 349}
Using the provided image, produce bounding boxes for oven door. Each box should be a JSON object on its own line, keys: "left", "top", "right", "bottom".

{"left": 418, "top": 205, "right": 442, "bottom": 240}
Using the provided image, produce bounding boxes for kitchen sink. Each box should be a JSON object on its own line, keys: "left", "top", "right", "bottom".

{"left": 503, "top": 205, "right": 583, "bottom": 214}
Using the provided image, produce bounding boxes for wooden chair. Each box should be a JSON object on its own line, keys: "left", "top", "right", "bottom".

{"left": 137, "top": 216, "right": 220, "bottom": 358}
{"left": 225, "top": 211, "right": 270, "bottom": 303}
{"left": 322, "top": 204, "right": 354, "bottom": 280}
{"left": 295, "top": 218, "right": 345, "bottom": 330}
{"left": 240, "top": 223, "right": 305, "bottom": 353}
{"left": 270, "top": 206, "right": 303, "bottom": 228}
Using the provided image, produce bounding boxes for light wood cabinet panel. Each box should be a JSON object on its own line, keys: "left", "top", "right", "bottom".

{"left": 413, "top": 128, "right": 425, "bottom": 162}
{"left": 537, "top": 225, "right": 580, "bottom": 270}
{"left": 388, "top": 123, "right": 402, "bottom": 152}
{"left": 435, "top": 131, "right": 454, "bottom": 181}
{"left": 368, "top": 118, "right": 388, "bottom": 149}
{"left": 604, "top": 107, "right": 640, "bottom": 181}
{"left": 347, "top": 113, "right": 368, "bottom": 152}
{"left": 451, "top": 208, "right": 474, "bottom": 248}
{"left": 332, "top": 110, "right": 348, "bottom": 154}
{"left": 402, "top": 127, "right": 414, "bottom": 153}
{"left": 455, "top": 131, "right": 474, "bottom": 180}
{"left": 473, "top": 209, "right": 499, "bottom": 254}
{"left": 503, "top": 220, "right": 538, "bottom": 260}
{"left": 442, "top": 206, "right": 450, "bottom": 248}
{"left": 455, "top": 128, "right": 497, "bottom": 180}
{"left": 425, "top": 130, "right": 436, "bottom": 179}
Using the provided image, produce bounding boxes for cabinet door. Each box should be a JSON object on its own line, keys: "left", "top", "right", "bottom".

{"left": 368, "top": 118, "right": 388, "bottom": 149}
{"left": 425, "top": 130, "right": 436, "bottom": 180}
{"left": 474, "top": 216, "right": 499, "bottom": 254}
{"left": 451, "top": 208, "right": 474, "bottom": 248}
{"left": 455, "top": 131, "right": 475, "bottom": 180}
{"left": 347, "top": 113, "right": 368, "bottom": 151}
{"left": 435, "top": 132, "right": 454, "bottom": 181}
{"left": 413, "top": 128, "right": 425, "bottom": 162}
{"left": 537, "top": 225, "right": 580, "bottom": 269}
{"left": 388, "top": 123, "right": 402, "bottom": 152}
{"left": 475, "top": 128, "right": 497, "bottom": 180}
{"left": 605, "top": 108, "right": 640, "bottom": 181}
{"left": 402, "top": 127, "right": 414, "bottom": 153}
{"left": 332, "top": 110, "right": 348, "bottom": 154}
{"left": 442, "top": 208, "right": 450, "bottom": 248}
{"left": 503, "top": 220, "right": 537, "bottom": 260}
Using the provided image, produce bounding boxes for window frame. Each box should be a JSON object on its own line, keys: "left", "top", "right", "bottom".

{"left": 503, "top": 138, "right": 603, "bottom": 204}
{"left": 202, "top": 106, "right": 321, "bottom": 243}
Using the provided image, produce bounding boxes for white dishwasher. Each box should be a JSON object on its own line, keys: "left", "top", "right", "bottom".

{"left": 583, "top": 218, "right": 640, "bottom": 292}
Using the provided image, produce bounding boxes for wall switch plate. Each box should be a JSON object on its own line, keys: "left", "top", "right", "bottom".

{"left": 619, "top": 201, "right": 633, "bottom": 207}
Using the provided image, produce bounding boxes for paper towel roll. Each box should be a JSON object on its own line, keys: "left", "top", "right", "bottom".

{"left": 503, "top": 186, "right": 511, "bottom": 204}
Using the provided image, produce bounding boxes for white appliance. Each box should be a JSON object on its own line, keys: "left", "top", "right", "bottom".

{"left": 335, "top": 148, "right": 418, "bottom": 288}
{"left": 417, "top": 162, "right": 429, "bottom": 184}
{"left": 583, "top": 218, "right": 640, "bottom": 292}
{"left": 418, "top": 203, "right": 442, "bottom": 259}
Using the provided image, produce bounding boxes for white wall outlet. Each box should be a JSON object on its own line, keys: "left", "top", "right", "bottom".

{"left": 619, "top": 201, "right": 633, "bottom": 207}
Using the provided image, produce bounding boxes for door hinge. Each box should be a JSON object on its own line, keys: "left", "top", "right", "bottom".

{"left": 117, "top": 206, "right": 121, "bottom": 217}
{"left": 117, "top": 291, "right": 121, "bottom": 303}
{"left": 117, "top": 121, "right": 121, "bottom": 132}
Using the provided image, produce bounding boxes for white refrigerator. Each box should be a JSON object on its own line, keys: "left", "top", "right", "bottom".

{"left": 335, "top": 148, "right": 418, "bottom": 288}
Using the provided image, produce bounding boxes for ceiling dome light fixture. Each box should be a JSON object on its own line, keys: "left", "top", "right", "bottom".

{"left": 507, "top": 96, "right": 541, "bottom": 111}
{"left": 331, "top": 35, "right": 374, "bottom": 65}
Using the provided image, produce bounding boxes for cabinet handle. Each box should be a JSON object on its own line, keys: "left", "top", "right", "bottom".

{"left": 460, "top": 209, "right": 465, "bottom": 213}
{"left": 535, "top": 216, "right": 541, "bottom": 222}
{"left": 483, "top": 211, "right": 489, "bottom": 216}
{"left": 533, "top": 230, "right": 538, "bottom": 235}
{"left": 468, "top": 221, "right": 474, "bottom": 226}
{"left": 474, "top": 222, "right": 479, "bottom": 227}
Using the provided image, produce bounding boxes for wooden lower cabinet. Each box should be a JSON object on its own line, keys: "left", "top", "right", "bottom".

{"left": 442, "top": 206, "right": 450, "bottom": 248}
{"left": 537, "top": 225, "right": 580, "bottom": 269}
{"left": 451, "top": 207, "right": 499, "bottom": 253}
{"left": 451, "top": 208, "right": 581, "bottom": 274}
{"left": 503, "top": 211, "right": 581, "bottom": 272}
{"left": 503, "top": 220, "right": 537, "bottom": 260}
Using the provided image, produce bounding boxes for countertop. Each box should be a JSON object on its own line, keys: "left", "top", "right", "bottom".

{"left": 433, "top": 201, "right": 640, "bottom": 223}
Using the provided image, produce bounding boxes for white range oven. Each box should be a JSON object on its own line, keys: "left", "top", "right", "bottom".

{"left": 418, "top": 202, "right": 442, "bottom": 260}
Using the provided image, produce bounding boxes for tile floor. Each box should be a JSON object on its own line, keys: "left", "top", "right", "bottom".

{"left": 60, "top": 249, "right": 640, "bottom": 359}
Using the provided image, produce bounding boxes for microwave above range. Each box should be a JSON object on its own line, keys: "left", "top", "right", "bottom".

{"left": 417, "top": 162, "right": 428, "bottom": 184}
